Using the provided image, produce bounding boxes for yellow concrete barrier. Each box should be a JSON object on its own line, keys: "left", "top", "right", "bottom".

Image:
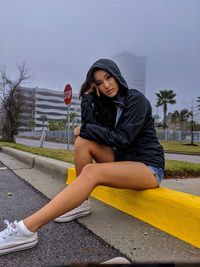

{"left": 67, "top": 167, "right": 200, "bottom": 249}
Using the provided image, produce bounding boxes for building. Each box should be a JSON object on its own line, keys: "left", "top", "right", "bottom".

{"left": 21, "top": 87, "right": 81, "bottom": 131}
{"left": 112, "top": 51, "right": 146, "bottom": 95}
{"left": 19, "top": 87, "right": 36, "bottom": 131}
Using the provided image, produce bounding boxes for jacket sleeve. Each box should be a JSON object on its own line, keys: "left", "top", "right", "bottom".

{"left": 80, "top": 93, "right": 149, "bottom": 149}
{"left": 81, "top": 94, "right": 101, "bottom": 125}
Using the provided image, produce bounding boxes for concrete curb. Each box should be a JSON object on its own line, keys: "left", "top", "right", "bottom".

{"left": 2, "top": 147, "right": 37, "bottom": 168}
{"left": 34, "top": 156, "right": 72, "bottom": 180}
{"left": 1, "top": 147, "right": 73, "bottom": 181}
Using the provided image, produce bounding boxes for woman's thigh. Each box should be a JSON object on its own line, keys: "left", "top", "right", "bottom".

{"left": 75, "top": 137, "right": 115, "bottom": 163}
{"left": 82, "top": 161, "right": 159, "bottom": 190}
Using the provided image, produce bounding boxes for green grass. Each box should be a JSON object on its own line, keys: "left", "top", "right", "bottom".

{"left": 165, "top": 160, "right": 200, "bottom": 178}
{"left": 161, "top": 141, "right": 200, "bottom": 155}
{"left": 0, "top": 141, "right": 200, "bottom": 178}
{"left": 0, "top": 142, "right": 74, "bottom": 163}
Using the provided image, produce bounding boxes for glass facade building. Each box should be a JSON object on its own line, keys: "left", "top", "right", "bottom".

{"left": 113, "top": 51, "right": 146, "bottom": 95}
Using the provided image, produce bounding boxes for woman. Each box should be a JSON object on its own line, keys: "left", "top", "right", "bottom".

{"left": 0, "top": 59, "right": 164, "bottom": 255}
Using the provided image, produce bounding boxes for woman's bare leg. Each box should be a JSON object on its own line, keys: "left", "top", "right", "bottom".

{"left": 74, "top": 136, "right": 115, "bottom": 175}
{"left": 23, "top": 161, "right": 158, "bottom": 233}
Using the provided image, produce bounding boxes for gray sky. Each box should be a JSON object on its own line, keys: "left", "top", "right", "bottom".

{"left": 0, "top": 0, "right": 200, "bottom": 116}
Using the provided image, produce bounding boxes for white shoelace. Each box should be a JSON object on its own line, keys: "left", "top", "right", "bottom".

{"left": 1, "top": 220, "right": 17, "bottom": 239}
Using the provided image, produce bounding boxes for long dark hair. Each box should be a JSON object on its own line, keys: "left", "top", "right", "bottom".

{"left": 79, "top": 68, "right": 117, "bottom": 128}
{"left": 79, "top": 67, "right": 99, "bottom": 97}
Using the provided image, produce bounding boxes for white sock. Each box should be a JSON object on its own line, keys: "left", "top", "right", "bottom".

{"left": 18, "top": 220, "right": 35, "bottom": 236}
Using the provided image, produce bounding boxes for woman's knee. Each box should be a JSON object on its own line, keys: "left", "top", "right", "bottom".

{"left": 74, "top": 136, "right": 89, "bottom": 151}
{"left": 74, "top": 136, "right": 100, "bottom": 155}
{"left": 79, "top": 163, "right": 101, "bottom": 186}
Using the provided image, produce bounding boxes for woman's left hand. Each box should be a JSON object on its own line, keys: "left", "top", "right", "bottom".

{"left": 85, "top": 83, "right": 100, "bottom": 97}
{"left": 73, "top": 126, "right": 81, "bottom": 138}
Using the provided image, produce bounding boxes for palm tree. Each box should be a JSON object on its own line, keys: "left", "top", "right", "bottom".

{"left": 179, "top": 108, "right": 191, "bottom": 130}
{"left": 28, "top": 117, "right": 35, "bottom": 132}
{"left": 171, "top": 110, "right": 180, "bottom": 129}
{"left": 171, "top": 109, "right": 191, "bottom": 130}
{"left": 69, "top": 112, "right": 78, "bottom": 129}
{"left": 155, "top": 90, "right": 176, "bottom": 129}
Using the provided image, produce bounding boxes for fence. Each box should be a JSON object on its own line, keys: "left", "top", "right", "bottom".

{"left": 18, "top": 129, "right": 200, "bottom": 142}
{"left": 18, "top": 130, "right": 74, "bottom": 141}
{"left": 157, "top": 130, "right": 200, "bottom": 142}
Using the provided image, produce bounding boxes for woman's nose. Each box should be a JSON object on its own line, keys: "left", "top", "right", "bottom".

{"left": 104, "top": 80, "right": 110, "bottom": 88}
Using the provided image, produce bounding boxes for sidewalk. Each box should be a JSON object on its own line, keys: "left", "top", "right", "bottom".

{"left": 162, "top": 178, "right": 200, "bottom": 196}
{"left": 0, "top": 149, "right": 200, "bottom": 262}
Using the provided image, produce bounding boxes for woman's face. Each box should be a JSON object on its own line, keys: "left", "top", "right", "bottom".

{"left": 93, "top": 69, "right": 119, "bottom": 98}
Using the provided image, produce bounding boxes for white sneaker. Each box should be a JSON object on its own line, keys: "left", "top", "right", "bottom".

{"left": 54, "top": 200, "right": 91, "bottom": 222}
{"left": 0, "top": 220, "right": 38, "bottom": 256}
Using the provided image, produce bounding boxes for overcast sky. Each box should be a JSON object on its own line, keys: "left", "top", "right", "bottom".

{"left": 0, "top": 0, "right": 199, "bottom": 116}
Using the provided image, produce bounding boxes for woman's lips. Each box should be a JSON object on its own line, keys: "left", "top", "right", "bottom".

{"left": 107, "top": 89, "right": 114, "bottom": 94}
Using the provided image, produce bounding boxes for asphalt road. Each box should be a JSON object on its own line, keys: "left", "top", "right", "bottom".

{"left": 0, "top": 162, "right": 126, "bottom": 266}
{"left": 16, "top": 137, "right": 74, "bottom": 150}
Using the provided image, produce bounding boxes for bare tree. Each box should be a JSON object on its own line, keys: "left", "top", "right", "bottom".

{"left": 0, "top": 63, "right": 30, "bottom": 142}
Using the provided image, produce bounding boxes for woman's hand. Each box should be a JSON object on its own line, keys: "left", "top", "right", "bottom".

{"left": 84, "top": 83, "right": 100, "bottom": 97}
{"left": 73, "top": 126, "right": 81, "bottom": 138}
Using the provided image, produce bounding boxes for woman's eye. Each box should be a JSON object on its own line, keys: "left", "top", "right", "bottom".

{"left": 95, "top": 81, "right": 102, "bottom": 86}
{"left": 107, "top": 74, "right": 112, "bottom": 79}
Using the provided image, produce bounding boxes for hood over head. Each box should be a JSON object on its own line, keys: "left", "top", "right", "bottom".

{"left": 87, "top": 59, "right": 129, "bottom": 95}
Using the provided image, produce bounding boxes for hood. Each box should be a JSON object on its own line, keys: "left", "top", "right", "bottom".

{"left": 87, "top": 59, "right": 129, "bottom": 93}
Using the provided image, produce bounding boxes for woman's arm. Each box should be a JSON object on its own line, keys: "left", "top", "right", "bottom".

{"left": 80, "top": 92, "right": 149, "bottom": 149}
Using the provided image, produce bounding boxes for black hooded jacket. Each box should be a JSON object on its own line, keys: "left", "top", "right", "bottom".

{"left": 80, "top": 59, "right": 165, "bottom": 170}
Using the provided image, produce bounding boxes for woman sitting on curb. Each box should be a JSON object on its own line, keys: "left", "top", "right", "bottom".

{"left": 0, "top": 59, "right": 164, "bottom": 255}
